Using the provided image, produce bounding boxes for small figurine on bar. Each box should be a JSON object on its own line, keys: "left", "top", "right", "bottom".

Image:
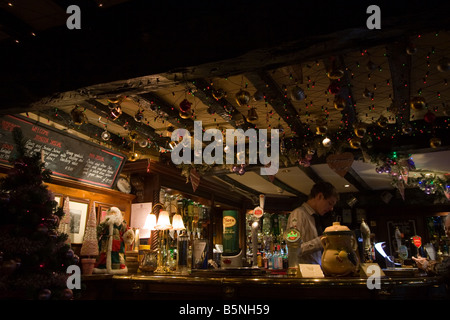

{"left": 93, "top": 207, "right": 135, "bottom": 274}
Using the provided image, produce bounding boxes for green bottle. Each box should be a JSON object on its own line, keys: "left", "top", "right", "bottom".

{"left": 222, "top": 210, "right": 240, "bottom": 256}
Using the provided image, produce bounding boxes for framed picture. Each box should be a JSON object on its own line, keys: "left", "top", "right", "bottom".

{"left": 68, "top": 199, "right": 89, "bottom": 244}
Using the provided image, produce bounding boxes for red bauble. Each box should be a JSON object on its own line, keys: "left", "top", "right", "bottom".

{"left": 179, "top": 99, "right": 192, "bottom": 113}
{"left": 327, "top": 80, "right": 341, "bottom": 94}
{"left": 424, "top": 110, "right": 436, "bottom": 123}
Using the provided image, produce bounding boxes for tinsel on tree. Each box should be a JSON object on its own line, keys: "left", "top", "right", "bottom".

{"left": 0, "top": 128, "right": 78, "bottom": 299}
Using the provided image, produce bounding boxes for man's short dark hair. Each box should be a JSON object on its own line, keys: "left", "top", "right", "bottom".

{"left": 309, "top": 182, "right": 339, "bottom": 200}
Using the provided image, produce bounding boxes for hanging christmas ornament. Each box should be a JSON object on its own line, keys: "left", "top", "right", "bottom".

{"left": 253, "top": 90, "right": 265, "bottom": 101}
{"left": 326, "top": 59, "right": 344, "bottom": 79}
{"left": 363, "top": 88, "right": 374, "bottom": 99}
{"left": 406, "top": 43, "right": 417, "bottom": 55}
{"left": 316, "top": 118, "right": 328, "bottom": 135}
{"left": 101, "top": 129, "right": 111, "bottom": 141}
{"left": 70, "top": 106, "right": 87, "bottom": 125}
{"left": 238, "top": 164, "right": 246, "bottom": 175}
{"left": 402, "top": 123, "right": 413, "bottom": 135}
{"left": 246, "top": 107, "right": 258, "bottom": 123}
{"left": 430, "top": 137, "right": 442, "bottom": 148}
{"left": 437, "top": 57, "right": 450, "bottom": 72}
{"left": 333, "top": 96, "right": 347, "bottom": 111}
{"left": 377, "top": 115, "right": 388, "bottom": 128}
{"left": 212, "top": 88, "right": 226, "bottom": 100}
{"left": 128, "top": 130, "right": 139, "bottom": 142}
{"left": 349, "top": 137, "right": 361, "bottom": 149}
{"left": 109, "top": 104, "right": 122, "bottom": 120}
{"left": 322, "top": 137, "right": 332, "bottom": 148}
{"left": 179, "top": 98, "right": 192, "bottom": 113}
{"left": 138, "top": 138, "right": 149, "bottom": 148}
{"left": 353, "top": 123, "right": 367, "bottom": 138}
{"left": 134, "top": 109, "right": 144, "bottom": 122}
{"left": 410, "top": 97, "right": 426, "bottom": 111}
{"left": 128, "top": 150, "right": 140, "bottom": 161}
{"left": 291, "top": 86, "right": 306, "bottom": 101}
{"left": 179, "top": 109, "right": 192, "bottom": 119}
{"left": 316, "top": 124, "right": 328, "bottom": 135}
{"left": 235, "top": 89, "right": 251, "bottom": 107}
{"left": 424, "top": 110, "right": 436, "bottom": 123}
{"left": 327, "top": 81, "right": 341, "bottom": 95}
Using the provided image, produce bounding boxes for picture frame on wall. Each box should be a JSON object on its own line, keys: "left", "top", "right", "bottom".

{"left": 68, "top": 199, "right": 89, "bottom": 244}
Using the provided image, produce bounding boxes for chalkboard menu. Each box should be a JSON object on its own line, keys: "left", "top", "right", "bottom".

{"left": 0, "top": 115, "right": 126, "bottom": 189}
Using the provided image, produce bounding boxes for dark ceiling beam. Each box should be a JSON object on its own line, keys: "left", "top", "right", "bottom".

{"left": 214, "top": 174, "right": 262, "bottom": 199}
{"left": 344, "top": 167, "right": 372, "bottom": 192}
{"left": 260, "top": 175, "right": 308, "bottom": 200}
{"left": 79, "top": 98, "right": 168, "bottom": 146}
{"left": 136, "top": 92, "right": 193, "bottom": 130}
{"left": 298, "top": 165, "right": 325, "bottom": 183}
{"left": 246, "top": 71, "right": 306, "bottom": 137}
{"left": 36, "top": 108, "right": 125, "bottom": 149}
{"left": 386, "top": 41, "right": 412, "bottom": 127}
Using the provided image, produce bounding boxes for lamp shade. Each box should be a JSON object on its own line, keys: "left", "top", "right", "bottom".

{"left": 172, "top": 214, "right": 185, "bottom": 230}
{"left": 143, "top": 213, "right": 157, "bottom": 230}
{"left": 155, "top": 211, "right": 172, "bottom": 230}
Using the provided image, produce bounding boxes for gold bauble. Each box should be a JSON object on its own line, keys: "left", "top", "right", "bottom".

{"left": 316, "top": 125, "right": 328, "bottom": 135}
{"left": 70, "top": 106, "right": 87, "bottom": 125}
{"left": 333, "top": 96, "right": 347, "bottom": 111}
{"left": 402, "top": 123, "right": 413, "bottom": 135}
{"left": 179, "top": 110, "right": 192, "bottom": 119}
{"left": 128, "top": 151, "right": 140, "bottom": 162}
{"left": 353, "top": 124, "right": 366, "bottom": 138}
{"left": 246, "top": 107, "right": 258, "bottom": 123}
{"left": 235, "top": 89, "right": 251, "bottom": 107}
{"left": 377, "top": 116, "right": 388, "bottom": 128}
{"left": 349, "top": 138, "right": 361, "bottom": 149}
{"left": 128, "top": 130, "right": 139, "bottom": 142}
{"left": 327, "top": 68, "right": 344, "bottom": 80}
{"left": 430, "top": 137, "right": 442, "bottom": 148}
{"left": 410, "top": 97, "right": 426, "bottom": 111}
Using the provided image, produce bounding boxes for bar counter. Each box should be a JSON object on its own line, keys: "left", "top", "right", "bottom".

{"left": 80, "top": 269, "right": 448, "bottom": 300}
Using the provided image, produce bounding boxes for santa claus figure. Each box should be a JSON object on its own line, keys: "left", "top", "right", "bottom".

{"left": 93, "top": 207, "right": 134, "bottom": 274}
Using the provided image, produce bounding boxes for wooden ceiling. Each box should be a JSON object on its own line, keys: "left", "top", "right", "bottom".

{"left": 2, "top": 0, "right": 450, "bottom": 208}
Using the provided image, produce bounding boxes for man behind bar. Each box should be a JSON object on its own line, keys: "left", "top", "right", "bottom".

{"left": 287, "top": 182, "right": 339, "bottom": 265}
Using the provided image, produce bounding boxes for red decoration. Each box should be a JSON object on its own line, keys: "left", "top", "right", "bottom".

{"left": 423, "top": 110, "right": 436, "bottom": 123}
{"left": 179, "top": 99, "right": 192, "bottom": 113}
{"left": 412, "top": 235, "right": 422, "bottom": 248}
{"left": 327, "top": 80, "right": 341, "bottom": 94}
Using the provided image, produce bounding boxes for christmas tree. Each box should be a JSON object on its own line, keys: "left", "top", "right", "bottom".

{"left": 0, "top": 128, "right": 79, "bottom": 299}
